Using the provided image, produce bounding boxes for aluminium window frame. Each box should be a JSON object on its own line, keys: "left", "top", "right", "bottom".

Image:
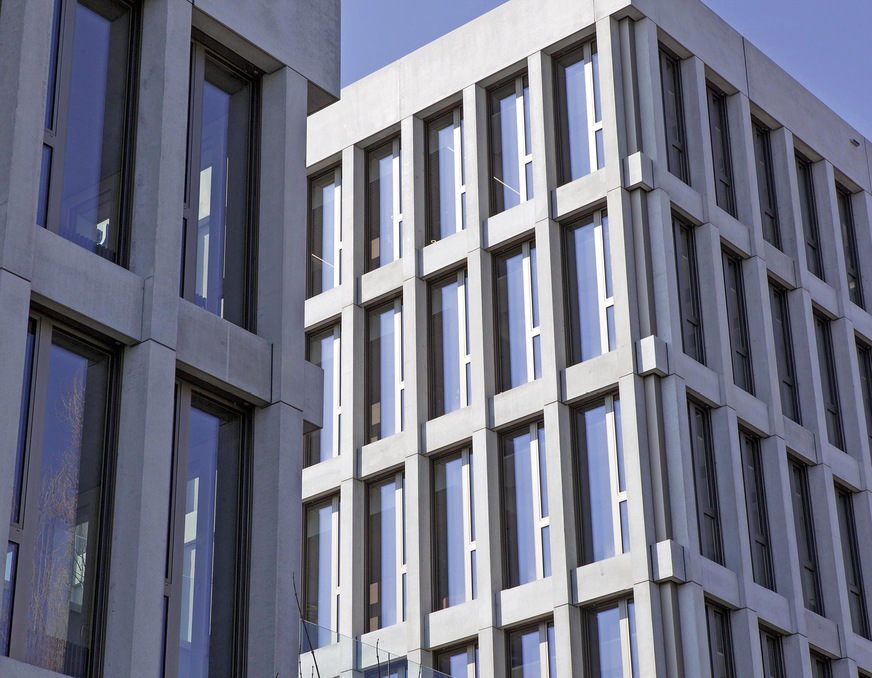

{"left": 722, "top": 249, "right": 754, "bottom": 394}
{"left": 688, "top": 399, "right": 723, "bottom": 565}
{"left": 488, "top": 73, "right": 532, "bottom": 215}
{"left": 495, "top": 240, "right": 541, "bottom": 392}
{"left": 706, "top": 84, "right": 737, "bottom": 218}
{"left": 768, "top": 282, "right": 800, "bottom": 424}
{"left": 706, "top": 603, "right": 736, "bottom": 678}
{"left": 789, "top": 458, "right": 824, "bottom": 616}
{"left": 305, "top": 324, "right": 341, "bottom": 466}
{"left": 835, "top": 486, "right": 870, "bottom": 639}
{"left": 302, "top": 495, "right": 341, "bottom": 646}
{"left": 813, "top": 311, "right": 844, "bottom": 450}
{"left": 163, "top": 381, "right": 251, "bottom": 678}
{"left": 739, "top": 430, "right": 774, "bottom": 590}
{"left": 857, "top": 339, "right": 872, "bottom": 449}
{"left": 365, "top": 297, "right": 405, "bottom": 443}
{"left": 307, "top": 166, "right": 343, "bottom": 297}
{"left": 795, "top": 153, "right": 824, "bottom": 280}
{"left": 837, "top": 185, "right": 864, "bottom": 309}
{"left": 583, "top": 598, "right": 637, "bottom": 678}
{"left": 429, "top": 269, "right": 471, "bottom": 418}
{"left": 810, "top": 652, "right": 833, "bottom": 678}
{"left": 431, "top": 447, "right": 477, "bottom": 610}
{"left": 759, "top": 628, "right": 785, "bottom": 678}
{"left": 181, "top": 37, "right": 260, "bottom": 331}
{"left": 425, "top": 107, "right": 466, "bottom": 242}
{"left": 674, "top": 215, "right": 706, "bottom": 363}
{"left": 365, "top": 137, "right": 403, "bottom": 271}
{"left": 365, "top": 471, "right": 406, "bottom": 632}
{"left": 659, "top": 46, "right": 689, "bottom": 184}
{"left": 753, "top": 122, "right": 781, "bottom": 249}
{"left": 435, "top": 642, "right": 478, "bottom": 678}
{"left": 506, "top": 621, "right": 555, "bottom": 678}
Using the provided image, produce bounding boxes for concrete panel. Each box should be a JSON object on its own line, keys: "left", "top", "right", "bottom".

{"left": 575, "top": 553, "right": 634, "bottom": 605}
{"left": 420, "top": 229, "right": 468, "bottom": 280}
{"left": 497, "top": 577, "right": 554, "bottom": 627}
{"left": 302, "top": 359, "right": 324, "bottom": 430}
{"left": 426, "top": 601, "right": 481, "bottom": 649}
{"left": 359, "top": 258, "right": 404, "bottom": 306}
{"left": 482, "top": 200, "right": 536, "bottom": 251}
{"left": 422, "top": 406, "right": 474, "bottom": 455}
{"left": 551, "top": 170, "right": 610, "bottom": 221}
{"left": 490, "top": 379, "right": 544, "bottom": 430}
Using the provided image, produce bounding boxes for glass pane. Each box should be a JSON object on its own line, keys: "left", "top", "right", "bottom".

{"left": 309, "top": 172, "right": 338, "bottom": 295}
{"left": 368, "top": 303, "right": 398, "bottom": 442}
{"left": 591, "top": 607, "right": 623, "bottom": 678}
{"left": 44, "top": 0, "right": 63, "bottom": 130}
{"left": 177, "top": 400, "right": 240, "bottom": 678}
{"left": 434, "top": 454, "right": 465, "bottom": 609}
{"left": 523, "top": 78, "right": 531, "bottom": 156}
{"left": 437, "top": 648, "right": 469, "bottom": 678}
{"left": 25, "top": 336, "right": 110, "bottom": 677}
{"left": 497, "top": 248, "right": 529, "bottom": 390}
{"left": 368, "top": 477, "right": 399, "bottom": 630}
{"left": 428, "top": 113, "right": 458, "bottom": 240}
{"left": 629, "top": 602, "right": 639, "bottom": 677}
{"left": 509, "top": 628, "right": 541, "bottom": 677}
{"left": 614, "top": 399, "right": 625, "bottom": 492}
{"left": 194, "top": 60, "right": 251, "bottom": 325}
{"left": 578, "top": 403, "right": 614, "bottom": 562}
{"left": 57, "top": 0, "right": 131, "bottom": 262}
{"left": 537, "top": 425, "right": 548, "bottom": 518}
{"left": 491, "top": 84, "right": 521, "bottom": 213}
{"left": 306, "top": 329, "right": 338, "bottom": 465}
{"left": 541, "top": 526, "right": 551, "bottom": 578}
{"left": 367, "top": 142, "right": 397, "bottom": 269}
{"left": 37, "top": 146, "right": 52, "bottom": 229}
{"left": 12, "top": 326, "right": 35, "bottom": 524}
{"left": 304, "top": 500, "right": 335, "bottom": 649}
{"left": 567, "top": 217, "right": 602, "bottom": 362}
{"left": 0, "top": 543, "right": 17, "bottom": 657}
{"left": 547, "top": 623, "right": 556, "bottom": 678}
{"left": 504, "top": 429, "right": 538, "bottom": 586}
{"left": 432, "top": 277, "right": 462, "bottom": 417}
{"left": 560, "top": 50, "right": 591, "bottom": 181}
{"left": 591, "top": 46, "right": 601, "bottom": 122}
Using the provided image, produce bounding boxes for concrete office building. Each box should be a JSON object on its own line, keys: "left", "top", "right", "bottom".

{"left": 0, "top": 0, "right": 337, "bottom": 676}
{"left": 302, "top": 0, "right": 872, "bottom": 676}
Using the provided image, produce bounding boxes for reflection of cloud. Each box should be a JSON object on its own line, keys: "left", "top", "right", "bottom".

{"left": 26, "top": 371, "right": 85, "bottom": 673}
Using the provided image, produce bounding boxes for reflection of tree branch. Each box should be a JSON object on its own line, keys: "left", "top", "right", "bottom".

{"left": 27, "top": 371, "right": 85, "bottom": 672}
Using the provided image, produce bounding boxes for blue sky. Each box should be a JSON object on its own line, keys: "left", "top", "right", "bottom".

{"left": 341, "top": 0, "right": 872, "bottom": 140}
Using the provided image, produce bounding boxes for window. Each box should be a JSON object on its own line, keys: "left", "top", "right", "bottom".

{"left": 769, "top": 284, "right": 800, "bottom": 423}
{"left": 367, "top": 299, "right": 404, "bottom": 443}
{"left": 759, "top": 629, "right": 784, "bottom": 678}
{"left": 689, "top": 401, "right": 722, "bottom": 564}
{"left": 165, "top": 385, "right": 248, "bottom": 678}
{"left": 857, "top": 340, "right": 872, "bottom": 447}
{"left": 433, "top": 449, "right": 476, "bottom": 609}
{"left": 508, "top": 622, "right": 556, "bottom": 678}
{"left": 796, "top": 154, "right": 823, "bottom": 279}
{"left": 555, "top": 40, "right": 603, "bottom": 184}
{"left": 2, "top": 317, "right": 116, "bottom": 676}
{"left": 367, "top": 473, "right": 405, "bottom": 631}
{"left": 489, "top": 74, "right": 532, "bottom": 214}
{"left": 302, "top": 497, "right": 340, "bottom": 650}
{"left": 575, "top": 396, "right": 628, "bottom": 564}
{"left": 496, "top": 241, "right": 541, "bottom": 391}
{"left": 308, "top": 167, "right": 342, "bottom": 296}
{"left": 436, "top": 644, "right": 478, "bottom": 678}
{"left": 837, "top": 186, "right": 864, "bottom": 308}
{"left": 707, "top": 86, "right": 736, "bottom": 217}
{"left": 305, "top": 325, "right": 341, "bottom": 466}
{"left": 659, "top": 48, "right": 689, "bottom": 183}
{"left": 430, "top": 271, "right": 471, "bottom": 418}
{"left": 740, "top": 432, "right": 774, "bottom": 590}
{"left": 753, "top": 124, "right": 780, "bottom": 248}
{"left": 427, "top": 108, "right": 466, "bottom": 241}
{"left": 583, "top": 600, "right": 639, "bottom": 678}
{"left": 39, "top": 0, "right": 138, "bottom": 264}
{"left": 835, "top": 487, "right": 869, "bottom": 638}
{"left": 706, "top": 605, "right": 735, "bottom": 678}
{"left": 810, "top": 652, "right": 832, "bottom": 678}
{"left": 814, "top": 313, "right": 843, "bottom": 450}
{"left": 674, "top": 217, "right": 705, "bottom": 363}
{"left": 502, "top": 423, "right": 550, "bottom": 587}
{"left": 367, "top": 138, "right": 403, "bottom": 270}
{"left": 789, "top": 460, "right": 823, "bottom": 615}
{"left": 181, "top": 42, "right": 257, "bottom": 328}
{"left": 565, "top": 210, "right": 615, "bottom": 364}
{"left": 722, "top": 251, "right": 753, "bottom": 393}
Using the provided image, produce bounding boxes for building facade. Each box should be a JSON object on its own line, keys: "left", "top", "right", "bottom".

{"left": 302, "top": 0, "right": 872, "bottom": 677}
{"left": 0, "top": 0, "right": 337, "bottom": 676}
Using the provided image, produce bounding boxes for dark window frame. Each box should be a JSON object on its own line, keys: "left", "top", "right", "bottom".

{"left": 722, "top": 250, "right": 754, "bottom": 393}
{"left": 429, "top": 268, "right": 470, "bottom": 419}
{"left": 753, "top": 122, "right": 781, "bottom": 249}
{"left": 740, "top": 431, "right": 774, "bottom": 590}
{"left": 307, "top": 165, "right": 342, "bottom": 298}
{"left": 488, "top": 72, "right": 531, "bottom": 216}
{"left": 674, "top": 216, "right": 706, "bottom": 363}
{"left": 365, "top": 470, "right": 406, "bottom": 632}
{"left": 365, "top": 297, "right": 403, "bottom": 444}
{"left": 759, "top": 628, "right": 785, "bottom": 678}
{"left": 706, "top": 85, "right": 736, "bottom": 217}
{"left": 789, "top": 459, "right": 824, "bottom": 616}
{"left": 795, "top": 153, "right": 824, "bottom": 280}
{"left": 425, "top": 106, "right": 465, "bottom": 243}
{"left": 365, "top": 136, "right": 402, "bottom": 272}
{"left": 837, "top": 185, "right": 864, "bottom": 308}
{"left": 706, "top": 603, "right": 736, "bottom": 678}
{"left": 857, "top": 340, "right": 872, "bottom": 448}
{"left": 835, "top": 486, "right": 870, "bottom": 639}
{"left": 814, "top": 312, "right": 844, "bottom": 450}
{"left": 659, "top": 47, "right": 689, "bottom": 184}
{"left": 810, "top": 652, "right": 833, "bottom": 678}
{"left": 688, "top": 400, "right": 723, "bottom": 564}
{"left": 768, "top": 283, "right": 800, "bottom": 423}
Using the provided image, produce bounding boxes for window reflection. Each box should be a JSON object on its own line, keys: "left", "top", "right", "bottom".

{"left": 367, "top": 140, "right": 402, "bottom": 270}
{"left": 496, "top": 242, "right": 539, "bottom": 392}
{"left": 368, "top": 475, "right": 404, "bottom": 631}
{"left": 368, "top": 301, "right": 403, "bottom": 442}
{"left": 490, "top": 75, "right": 531, "bottom": 215}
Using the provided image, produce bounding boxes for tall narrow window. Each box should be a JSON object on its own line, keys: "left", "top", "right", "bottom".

{"left": 490, "top": 74, "right": 532, "bottom": 214}
{"left": 689, "top": 401, "right": 722, "bottom": 564}
{"left": 814, "top": 313, "right": 843, "bottom": 450}
{"left": 367, "top": 299, "right": 404, "bottom": 443}
{"left": 366, "top": 138, "right": 402, "bottom": 271}
{"left": 754, "top": 124, "right": 780, "bottom": 248}
{"left": 436, "top": 644, "right": 479, "bottom": 678}
{"left": 427, "top": 108, "right": 466, "bottom": 241}
{"left": 430, "top": 271, "right": 471, "bottom": 418}
{"left": 760, "top": 630, "right": 785, "bottom": 678}
{"left": 674, "top": 217, "right": 705, "bottom": 363}
{"left": 302, "top": 497, "right": 340, "bottom": 649}
{"left": 367, "top": 473, "right": 405, "bottom": 631}
{"left": 835, "top": 487, "right": 869, "bottom": 638}
{"left": 837, "top": 187, "right": 864, "bottom": 308}
{"left": 166, "top": 385, "right": 248, "bottom": 678}
{"left": 508, "top": 622, "right": 556, "bottom": 678}
{"left": 39, "top": 0, "right": 138, "bottom": 264}
{"left": 575, "top": 396, "right": 628, "bottom": 564}
{"left": 707, "top": 86, "right": 736, "bottom": 217}
{"left": 706, "top": 605, "right": 735, "bottom": 678}
{"left": 796, "top": 154, "right": 823, "bottom": 280}
{"left": 660, "top": 48, "right": 689, "bottom": 183}
{"left": 433, "top": 449, "right": 476, "bottom": 609}
{"left": 308, "top": 167, "right": 342, "bottom": 296}
{"left": 305, "top": 326, "right": 341, "bottom": 466}
{"left": 810, "top": 653, "right": 832, "bottom": 678}
{"left": 182, "top": 43, "right": 257, "bottom": 328}
{"left": 740, "top": 432, "right": 774, "bottom": 590}
{"left": 502, "top": 424, "right": 550, "bottom": 587}
{"left": 565, "top": 210, "right": 615, "bottom": 364}
{"left": 584, "top": 600, "right": 639, "bottom": 678}
{"left": 722, "top": 251, "right": 753, "bottom": 393}
{"left": 857, "top": 341, "right": 872, "bottom": 448}
{"left": 769, "top": 284, "right": 800, "bottom": 423}
{"left": 496, "top": 241, "right": 540, "bottom": 391}
{"left": 4, "top": 317, "right": 116, "bottom": 677}
{"left": 789, "top": 460, "right": 823, "bottom": 615}
{"left": 555, "top": 40, "right": 603, "bottom": 184}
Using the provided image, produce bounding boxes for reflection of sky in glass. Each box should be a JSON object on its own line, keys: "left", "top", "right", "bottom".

{"left": 502, "top": 251, "right": 527, "bottom": 388}
{"left": 510, "top": 628, "right": 541, "bottom": 677}
{"left": 572, "top": 220, "right": 602, "bottom": 361}
{"left": 437, "top": 122, "right": 457, "bottom": 238}
{"left": 564, "top": 56, "right": 590, "bottom": 180}
{"left": 595, "top": 607, "right": 623, "bottom": 678}
{"left": 313, "top": 177, "right": 336, "bottom": 292}
{"left": 373, "top": 306, "right": 397, "bottom": 438}
{"left": 584, "top": 404, "right": 614, "bottom": 561}
{"left": 305, "top": 502, "right": 334, "bottom": 648}
{"left": 311, "top": 332, "right": 336, "bottom": 462}
{"left": 435, "top": 455, "right": 464, "bottom": 607}
{"left": 435, "top": 279, "right": 461, "bottom": 414}
{"left": 496, "top": 92, "right": 520, "bottom": 210}
{"left": 505, "top": 431, "right": 536, "bottom": 586}
{"left": 370, "top": 480, "right": 398, "bottom": 628}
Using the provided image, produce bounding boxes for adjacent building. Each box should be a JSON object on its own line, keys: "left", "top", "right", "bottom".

{"left": 302, "top": 0, "right": 872, "bottom": 676}
{"left": 0, "top": 0, "right": 338, "bottom": 676}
